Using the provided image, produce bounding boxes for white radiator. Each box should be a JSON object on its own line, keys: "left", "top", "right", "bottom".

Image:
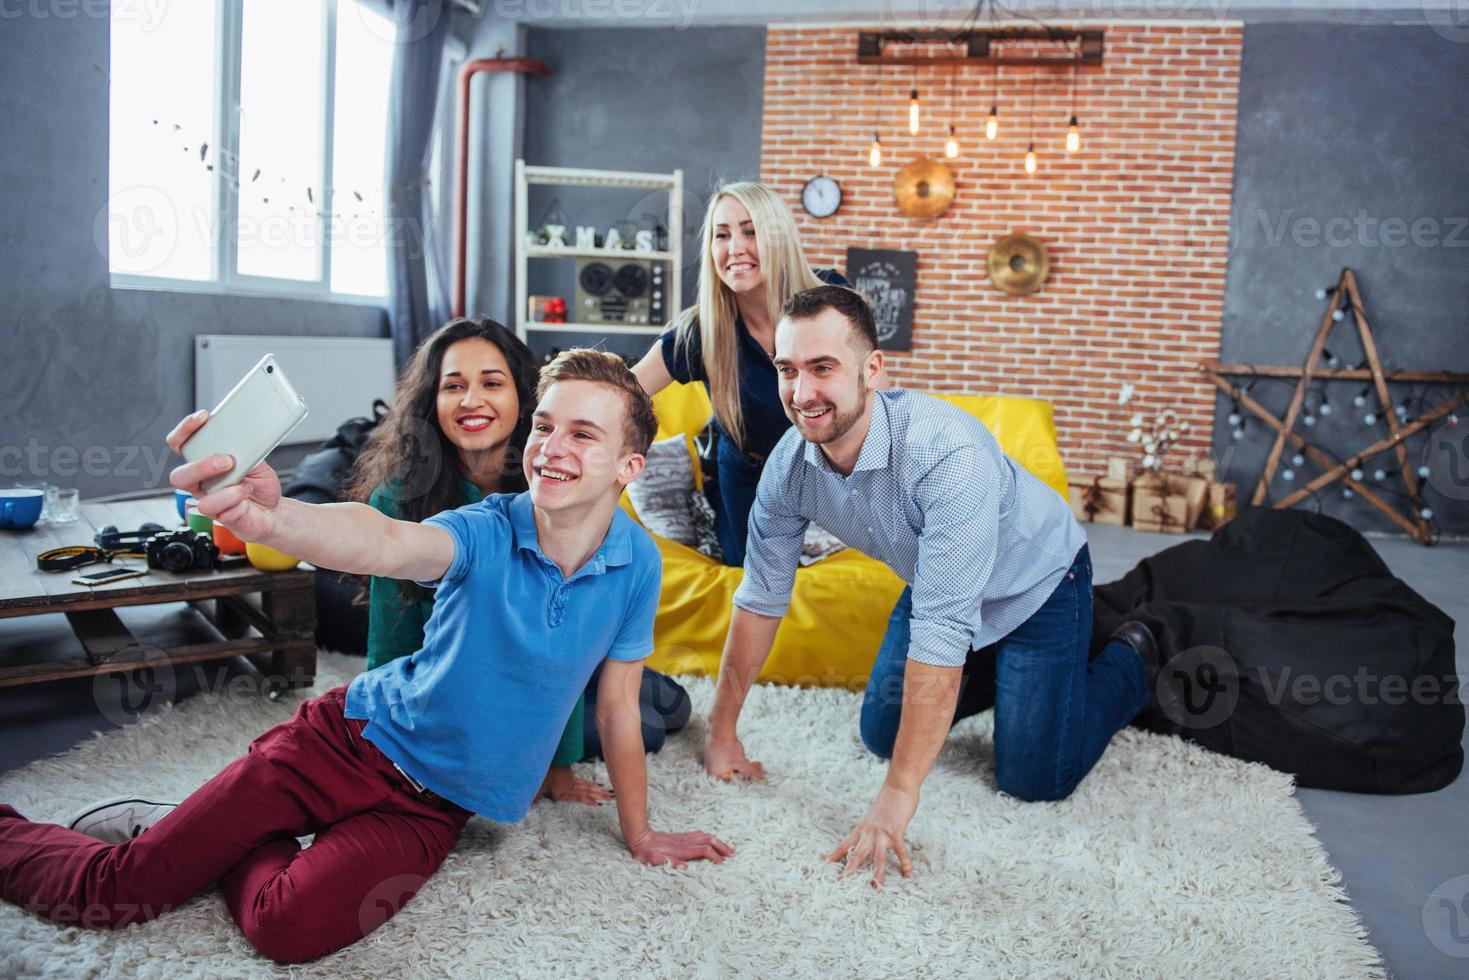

{"left": 194, "top": 335, "right": 397, "bottom": 445}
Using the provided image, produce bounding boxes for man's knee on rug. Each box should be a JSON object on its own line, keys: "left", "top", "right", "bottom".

{"left": 995, "top": 765, "right": 1082, "bottom": 804}
{"left": 230, "top": 854, "right": 405, "bottom": 965}
{"left": 859, "top": 708, "right": 899, "bottom": 759}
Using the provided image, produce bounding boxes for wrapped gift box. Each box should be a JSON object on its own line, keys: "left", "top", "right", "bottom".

{"left": 1106, "top": 456, "right": 1136, "bottom": 482}
{"left": 1068, "top": 476, "right": 1130, "bottom": 526}
{"left": 1182, "top": 456, "right": 1219, "bottom": 483}
{"left": 1201, "top": 481, "right": 1239, "bottom": 530}
{"left": 1131, "top": 473, "right": 1208, "bottom": 533}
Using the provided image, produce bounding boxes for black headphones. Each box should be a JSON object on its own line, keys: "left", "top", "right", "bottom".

{"left": 94, "top": 523, "right": 167, "bottom": 550}
{"left": 36, "top": 522, "right": 168, "bottom": 572}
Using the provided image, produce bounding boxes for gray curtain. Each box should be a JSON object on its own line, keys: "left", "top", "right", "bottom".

{"left": 381, "top": 0, "right": 452, "bottom": 366}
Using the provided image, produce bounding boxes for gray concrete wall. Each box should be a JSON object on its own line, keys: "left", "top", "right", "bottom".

{"left": 515, "top": 25, "right": 766, "bottom": 361}
{"left": 1218, "top": 23, "right": 1469, "bottom": 536}
{"left": 0, "top": 9, "right": 387, "bottom": 502}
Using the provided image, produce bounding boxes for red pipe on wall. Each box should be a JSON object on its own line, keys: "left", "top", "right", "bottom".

{"left": 454, "top": 57, "right": 552, "bottom": 319}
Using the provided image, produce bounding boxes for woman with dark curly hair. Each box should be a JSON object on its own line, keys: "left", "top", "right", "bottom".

{"left": 346, "top": 317, "right": 688, "bottom": 804}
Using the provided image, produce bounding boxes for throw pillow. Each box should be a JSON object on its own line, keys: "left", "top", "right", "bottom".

{"left": 689, "top": 491, "right": 724, "bottom": 561}
{"left": 800, "top": 523, "right": 846, "bottom": 565}
{"left": 625, "top": 435, "right": 699, "bottom": 547}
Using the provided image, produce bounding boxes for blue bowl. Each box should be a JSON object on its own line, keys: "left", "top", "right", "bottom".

{"left": 0, "top": 488, "right": 45, "bottom": 529}
{"left": 175, "top": 489, "right": 194, "bottom": 521}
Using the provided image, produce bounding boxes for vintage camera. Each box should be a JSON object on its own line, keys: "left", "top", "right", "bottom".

{"left": 146, "top": 529, "right": 218, "bottom": 573}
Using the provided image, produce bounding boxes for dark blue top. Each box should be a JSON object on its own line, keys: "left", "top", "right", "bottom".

{"left": 658, "top": 268, "right": 848, "bottom": 462}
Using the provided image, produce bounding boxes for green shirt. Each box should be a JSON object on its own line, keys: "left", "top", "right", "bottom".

{"left": 365, "top": 479, "right": 585, "bottom": 766}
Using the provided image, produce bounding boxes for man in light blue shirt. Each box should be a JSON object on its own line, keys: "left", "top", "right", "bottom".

{"left": 703, "top": 286, "right": 1159, "bottom": 887}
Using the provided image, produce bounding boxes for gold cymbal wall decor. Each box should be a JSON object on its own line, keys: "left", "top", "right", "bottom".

{"left": 986, "top": 233, "right": 1050, "bottom": 295}
{"left": 762, "top": 24, "right": 1244, "bottom": 480}
{"left": 893, "top": 158, "right": 956, "bottom": 218}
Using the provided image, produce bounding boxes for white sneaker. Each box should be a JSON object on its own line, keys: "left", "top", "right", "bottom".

{"left": 67, "top": 796, "right": 178, "bottom": 844}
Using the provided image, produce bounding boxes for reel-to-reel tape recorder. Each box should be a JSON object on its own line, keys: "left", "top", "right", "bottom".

{"left": 574, "top": 258, "right": 667, "bottom": 326}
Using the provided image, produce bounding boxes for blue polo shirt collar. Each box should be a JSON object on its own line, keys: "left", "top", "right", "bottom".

{"left": 506, "top": 491, "right": 633, "bottom": 575}
{"left": 803, "top": 391, "right": 893, "bottom": 475}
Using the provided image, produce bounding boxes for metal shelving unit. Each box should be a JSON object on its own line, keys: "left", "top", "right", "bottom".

{"left": 513, "top": 161, "right": 683, "bottom": 343}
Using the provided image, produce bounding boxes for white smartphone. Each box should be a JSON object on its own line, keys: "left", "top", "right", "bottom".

{"left": 72, "top": 567, "right": 148, "bottom": 587}
{"left": 182, "top": 354, "right": 309, "bottom": 494}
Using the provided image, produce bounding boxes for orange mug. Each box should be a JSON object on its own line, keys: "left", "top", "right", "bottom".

{"left": 212, "top": 522, "right": 246, "bottom": 556}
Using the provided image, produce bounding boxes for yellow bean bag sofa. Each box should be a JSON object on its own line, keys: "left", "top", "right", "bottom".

{"left": 622, "top": 383, "right": 1071, "bottom": 690}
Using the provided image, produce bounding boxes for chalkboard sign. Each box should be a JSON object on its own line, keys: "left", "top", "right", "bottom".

{"left": 846, "top": 247, "right": 915, "bottom": 351}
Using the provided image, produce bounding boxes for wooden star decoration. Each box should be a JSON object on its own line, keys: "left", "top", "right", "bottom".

{"left": 1199, "top": 268, "right": 1469, "bottom": 544}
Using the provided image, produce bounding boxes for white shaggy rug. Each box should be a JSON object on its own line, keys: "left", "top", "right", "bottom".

{"left": 2, "top": 652, "right": 1383, "bottom": 979}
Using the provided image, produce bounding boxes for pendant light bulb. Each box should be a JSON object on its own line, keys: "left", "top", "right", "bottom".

{"left": 868, "top": 132, "right": 882, "bottom": 168}
{"left": 1065, "top": 114, "right": 1081, "bottom": 154}
{"left": 909, "top": 89, "right": 920, "bottom": 135}
{"left": 945, "top": 124, "right": 959, "bottom": 159}
{"left": 986, "top": 105, "right": 999, "bottom": 140}
{"left": 1024, "top": 142, "right": 1037, "bottom": 174}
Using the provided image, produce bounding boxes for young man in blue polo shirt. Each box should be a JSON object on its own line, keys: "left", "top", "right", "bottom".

{"left": 0, "top": 349, "right": 731, "bottom": 964}
{"left": 701, "top": 286, "right": 1160, "bottom": 888}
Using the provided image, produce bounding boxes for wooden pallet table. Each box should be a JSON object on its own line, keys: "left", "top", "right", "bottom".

{"left": 0, "top": 496, "right": 315, "bottom": 692}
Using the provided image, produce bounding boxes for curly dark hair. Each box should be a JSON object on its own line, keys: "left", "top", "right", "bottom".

{"left": 345, "top": 316, "right": 538, "bottom": 606}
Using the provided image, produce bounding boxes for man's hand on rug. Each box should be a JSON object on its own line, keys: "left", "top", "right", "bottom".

{"left": 626, "top": 828, "right": 735, "bottom": 869}
{"left": 537, "top": 765, "right": 613, "bottom": 806}
{"left": 826, "top": 783, "right": 918, "bottom": 889}
{"left": 703, "top": 735, "right": 765, "bottom": 782}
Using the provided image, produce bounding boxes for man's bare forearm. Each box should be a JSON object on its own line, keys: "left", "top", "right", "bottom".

{"left": 707, "top": 607, "right": 782, "bottom": 741}
{"left": 885, "top": 660, "right": 964, "bottom": 796}
{"left": 598, "top": 692, "right": 652, "bottom": 846}
{"left": 267, "top": 497, "right": 452, "bottom": 582}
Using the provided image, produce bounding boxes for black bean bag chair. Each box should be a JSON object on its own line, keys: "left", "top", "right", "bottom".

{"left": 1091, "top": 507, "right": 1462, "bottom": 794}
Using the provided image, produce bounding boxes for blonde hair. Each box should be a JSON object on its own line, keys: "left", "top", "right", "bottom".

{"left": 674, "top": 182, "right": 823, "bottom": 452}
{"left": 538, "top": 348, "right": 658, "bottom": 456}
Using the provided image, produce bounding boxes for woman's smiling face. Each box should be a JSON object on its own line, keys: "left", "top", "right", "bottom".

{"left": 434, "top": 337, "right": 521, "bottom": 461}
{"left": 710, "top": 195, "right": 762, "bottom": 295}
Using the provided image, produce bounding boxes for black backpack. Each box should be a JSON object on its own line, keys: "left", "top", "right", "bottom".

{"left": 283, "top": 400, "right": 390, "bottom": 505}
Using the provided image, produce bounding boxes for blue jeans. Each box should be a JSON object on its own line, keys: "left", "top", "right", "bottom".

{"left": 859, "top": 544, "right": 1149, "bottom": 802}
{"left": 708, "top": 448, "right": 763, "bottom": 568}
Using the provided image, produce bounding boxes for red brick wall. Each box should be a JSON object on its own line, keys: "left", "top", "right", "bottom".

{"left": 760, "top": 24, "right": 1243, "bottom": 479}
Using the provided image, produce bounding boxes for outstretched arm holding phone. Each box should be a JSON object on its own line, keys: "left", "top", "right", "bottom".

{"left": 167, "top": 410, "right": 454, "bottom": 584}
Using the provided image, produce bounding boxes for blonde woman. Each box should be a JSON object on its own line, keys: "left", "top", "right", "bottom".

{"left": 632, "top": 182, "right": 847, "bottom": 566}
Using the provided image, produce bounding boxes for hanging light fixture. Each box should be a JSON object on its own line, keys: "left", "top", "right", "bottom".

{"left": 1065, "top": 55, "right": 1081, "bottom": 153}
{"left": 944, "top": 69, "right": 959, "bottom": 158}
{"left": 909, "top": 87, "right": 920, "bottom": 135}
{"left": 986, "top": 62, "right": 1000, "bottom": 139}
{"left": 1023, "top": 60, "right": 1038, "bottom": 174}
{"left": 869, "top": 131, "right": 883, "bottom": 167}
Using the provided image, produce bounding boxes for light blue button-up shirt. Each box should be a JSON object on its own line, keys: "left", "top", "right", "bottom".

{"left": 734, "top": 389, "right": 1086, "bottom": 668}
{"left": 345, "top": 492, "right": 660, "bottom": 821}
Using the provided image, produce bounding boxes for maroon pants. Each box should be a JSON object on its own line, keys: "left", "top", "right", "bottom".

{"left": 0, "top": 685, "right": 471, "bottom": 964}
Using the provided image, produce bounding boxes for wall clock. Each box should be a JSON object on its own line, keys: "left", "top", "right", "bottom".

{"left": 801, "top": 175, "right": 842, "bottom": 218}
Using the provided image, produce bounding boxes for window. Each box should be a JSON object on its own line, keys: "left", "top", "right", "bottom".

{"left": 108, "top": 0, "right": 395, "bottom": 300}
